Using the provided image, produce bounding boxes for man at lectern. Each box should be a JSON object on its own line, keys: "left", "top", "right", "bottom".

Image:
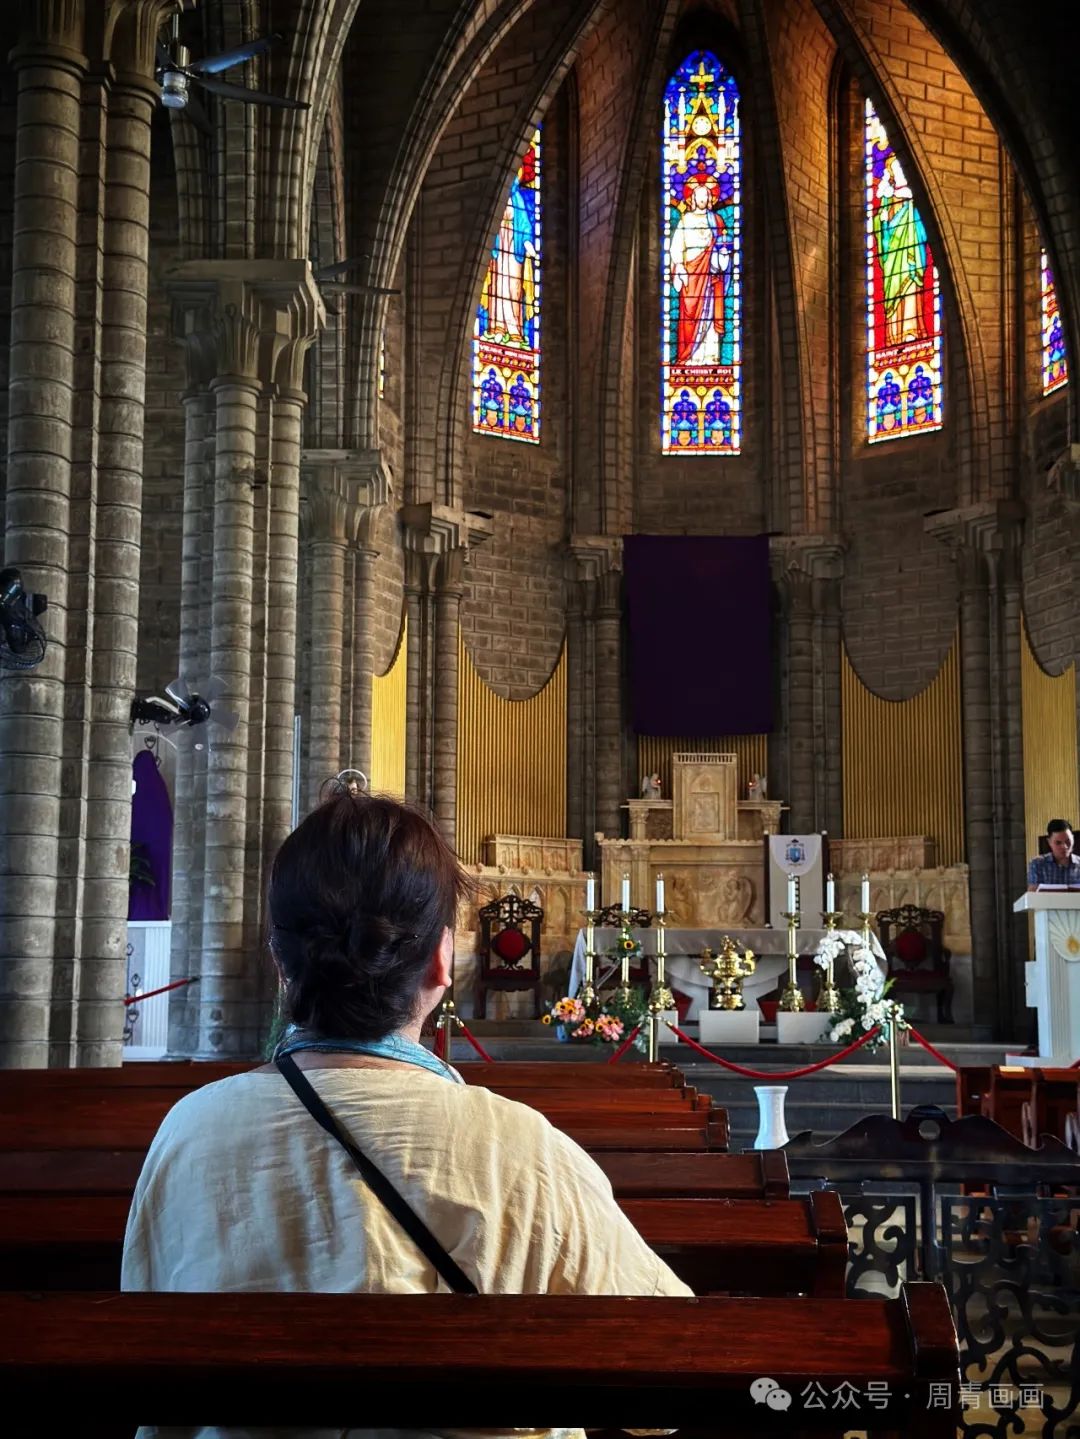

{"left": 1027, "top": 818, "right": 1080, "bottom": 890}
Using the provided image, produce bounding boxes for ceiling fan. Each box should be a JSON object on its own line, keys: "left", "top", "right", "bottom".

{"left": 155, "top": 14, "right": 309, "bottom": 131}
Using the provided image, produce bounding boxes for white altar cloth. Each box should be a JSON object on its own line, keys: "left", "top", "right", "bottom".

{"left": 569, "top": 927, "right": 885, "bottom": 1020}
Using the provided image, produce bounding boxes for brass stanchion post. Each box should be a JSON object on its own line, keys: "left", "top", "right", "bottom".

{"left": 888, "top": 1015, "right": 901, "bottom": 1120}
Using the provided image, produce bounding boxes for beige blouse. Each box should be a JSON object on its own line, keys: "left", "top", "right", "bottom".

{"left": 122, "top": 1065, "right": 694, "bottom": 1439}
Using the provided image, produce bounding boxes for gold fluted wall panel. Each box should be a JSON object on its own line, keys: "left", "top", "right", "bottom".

{"left": 457, "top": 635, "right": 567, "bottom": 864}
{"left": 841, "top": 633, "right": 964, "bottom": 866}
{"left": 637, "top": 735, "right": 767, "bottom": 801}
{"left": 370, "top": 615, "right": 407, "bottom": 798}
{"left": 1021, "top": 622, "right": 1078, "bottom": 866}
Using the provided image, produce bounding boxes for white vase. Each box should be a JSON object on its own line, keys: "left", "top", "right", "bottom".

{"left": 753, "top": 1085, "right": 790, "bottom": 1149}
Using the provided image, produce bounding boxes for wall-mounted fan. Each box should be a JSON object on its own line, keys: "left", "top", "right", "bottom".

{"left": 155, "top": 14, "right": 308, "bottom": 131}
{"left": 0, "top": 568, "right": 48, "bottom": 671}
{"left": 131, "top": 675, "right": 239, "bottom": 753}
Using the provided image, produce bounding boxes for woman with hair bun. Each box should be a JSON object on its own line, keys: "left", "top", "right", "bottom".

{"left": 122, "top": 791, "right": 691, "bottom": 1439}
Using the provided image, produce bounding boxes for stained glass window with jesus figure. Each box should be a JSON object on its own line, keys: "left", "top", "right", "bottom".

{"left": 661, "top": 51, "right": 742, "bottom": 455}
{"left": 864, "top": 98, "right": 942, "bottom": 442}
{"left": 472, "top": 129, "right": 542, "bottom": 443}
{"left": 1041, "top": 249, "right": 1068, "bottom": 395}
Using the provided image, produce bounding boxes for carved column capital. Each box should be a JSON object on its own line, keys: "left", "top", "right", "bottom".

{"left": 770, "top": 535, "right": 845, "bottom": 612}
{"left": 568, "top": 534, "right": 623, "bottom": 585}
{"left": 106, "top": 0, "right": 180, "bottom": 92}
{"left": 301, "top": 448, "right": 393, "bottom": 552}
{"left": 167, "top": 259, "right": 325, "bottom": 389}
{"left": 11, "top": 0, "right": 87, "bottom": 69}
{"left": 924, "top": 501, "right": 1025, "bottom": 590}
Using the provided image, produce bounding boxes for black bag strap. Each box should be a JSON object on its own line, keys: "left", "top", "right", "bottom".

{"left": 275, "top": 1052, "right": 478, "bottom": 1295}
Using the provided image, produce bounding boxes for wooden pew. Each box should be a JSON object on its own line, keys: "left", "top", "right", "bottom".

{"left": 955, "top": 1063, "right": 991, "bottom": 1118}
{"left": 0, "top": 1189, "right": 847, "bottom": 1297}
{"left": 0, "top": 1285, "right": 961, "bottom": 1433}
{"left": 1021, "top": 1066, "right": 1080, "bottom": 1147}
{"left": 0, "top": 1146, "right": 788, "bottom": 1202}
{"left": 0, "top": 1059, "right": 687, "bottom": 1091}
{"left": 0, "top": 1086, "right": 729, "bottom": 1153}
{"left": 981, "top": 1065, "right": 1030, "bottom": 1141}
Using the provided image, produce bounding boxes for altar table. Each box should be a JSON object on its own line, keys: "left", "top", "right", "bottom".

{"left": 569, "top": 927, "right": 885, "bottom": 1020}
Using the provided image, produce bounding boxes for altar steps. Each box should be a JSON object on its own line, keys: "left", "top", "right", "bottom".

{"left": 446, "top": 1032, "right": 1020, "bottom": 1149}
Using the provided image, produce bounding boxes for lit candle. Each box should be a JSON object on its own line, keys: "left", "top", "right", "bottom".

{"left": 861, "top": 872, "right": 871, "bottom": 913}
{"left": 621, "top": 873, "right": 630, "bottom": 912}
{"left": 826, "top": 872, "right": 836, "bottom": 912}
{"left": 656, "top": 872, "right": 665, "bottom": 914}
{"left": 585, "top": 874, "right": 595, "bottom": 913}
{"left": 787, "top": 873, "right": 797, "bottom": 913}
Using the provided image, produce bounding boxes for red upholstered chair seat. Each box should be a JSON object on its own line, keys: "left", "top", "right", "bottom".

{"left": 490, "top": 927, "right": 531, "bottom": 965}
{"left": 894, "top": 929, "right": 927, "bottom": 966}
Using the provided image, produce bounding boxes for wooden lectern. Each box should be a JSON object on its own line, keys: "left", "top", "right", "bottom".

{"left": 1014, "top": 891, "right": 1080, "bottom": 1062}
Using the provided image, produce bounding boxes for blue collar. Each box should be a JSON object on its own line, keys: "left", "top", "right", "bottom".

{"left": 274, "top": 1025, "right": 463, "bottom": 1085}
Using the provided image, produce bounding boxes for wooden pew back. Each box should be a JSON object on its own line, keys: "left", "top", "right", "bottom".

{"left": 0, "top": 1285, "right": 961, "bottom": 1433}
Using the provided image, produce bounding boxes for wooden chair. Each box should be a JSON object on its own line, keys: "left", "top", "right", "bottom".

{"left": 878, "top": 903, "right": 954, "bottom": 1022}
{"left": 474, "top": 893, "right": 544, "bottom": 1018}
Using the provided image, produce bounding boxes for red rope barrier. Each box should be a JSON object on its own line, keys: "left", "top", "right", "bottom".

{"left": 907, "top": 1026, "right": 960, "bottom": 1072}
{"left": 123, "top": 976, "right": 199, "bottom": 1007}
{"left": 454, "top": 1020, "right": 494, "bottom": 1063}
{"left": 607, "top": 1024, "right": 642, "bottom": 1064}
{"left": 664, "top": 1021, "right": 880, "bottom": 1078}
{"left": 433, "top": 1023, "right": 447, "bottom": 1060}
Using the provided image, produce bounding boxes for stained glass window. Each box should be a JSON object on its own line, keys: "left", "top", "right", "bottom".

{"left": 1041, "top": 249, "right": 1068, "bottom": 394}
{"left": 472, "top": 129, "right": 541, "bottom": 443}
{"left": 864, "top": 99, "right": 942, "bottom": 442}
{"left": 661, "top": 52, "right": 741, "bottom": 455}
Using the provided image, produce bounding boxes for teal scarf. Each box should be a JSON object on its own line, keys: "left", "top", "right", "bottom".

{"left": 274, "top": 1024, "right": 463, "bottom": 1085}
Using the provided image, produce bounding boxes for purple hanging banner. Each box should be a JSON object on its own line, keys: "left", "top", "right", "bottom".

{"left": 623, "top": 534, "right": 772, "bottom": 736}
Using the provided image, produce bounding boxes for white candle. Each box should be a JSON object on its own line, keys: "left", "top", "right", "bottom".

{"left": 826, "top": 873, "right": 836, "bottom": 912}
{"left": 787, "top": 874, "right": 797, "bottom": 913}
{"left": 585, "top": 874, "right": 595, "bottom": 913}
{"left": 656, "top": 873, "right": 665, "bottom": 913}
{"left": 861, "top": 873, "right": 871, "bottom": 913}
{"left": 621, "top": 873, "right": 630, "bottom": 911}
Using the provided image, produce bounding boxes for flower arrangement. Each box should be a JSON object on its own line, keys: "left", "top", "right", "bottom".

{"left": 814, "top": 931, "right": 906, "bottom": 1051}
{"left": 542, "top": 988, "right": 649, "bottom": 1049}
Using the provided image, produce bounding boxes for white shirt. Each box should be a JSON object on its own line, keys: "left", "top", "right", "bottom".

{"left": 122, "top": 1066, "right": 693, "bottom": 1439}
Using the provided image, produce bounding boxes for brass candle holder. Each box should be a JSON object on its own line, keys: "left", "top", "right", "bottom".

{"left": 646, "top": 910, "right": 674, "bottom": 1062}
{"left": 701, "top": 936, "right": 757, "bottom": 1010}
{"left": 778, "top": 909, "right": 805, "bottom": 1012}
{"left": 817, "top": 909, "right": 843, "bottom": 1014}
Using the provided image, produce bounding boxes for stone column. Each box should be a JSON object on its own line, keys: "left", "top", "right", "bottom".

{"left": 432, "top": 548, "right": 465, "bottom": 846}
{"left": 264, "top": 357, "right": 308, "bottom": 854}
{"left": 78, "top": 7, "right": 174, "bottom": 1064}
{"left": 403, "top": 549, "right": 428, "bottom": 807}
{"left": 0, "top": 4, "right": 86, "bottom": 1065}
{"left": 772, "top": 539, "right": 845, "bottom": 835}
{"left": 927, "top": 502, "right": 1026, "bottom": 1036}
{"left": 167, "top": 357, "right": 214, "bottom": 1057}
{"left": 401, "top": 505, "right": 492, "bottom": 833}
{"left": 565, "top": 575, "right": 587, "bottom": 849}
{"left": 301, "top": 468, "right": 351, "bottom": 810}
{"left": 593, "top": 571, "right": 622, "bottom": 843}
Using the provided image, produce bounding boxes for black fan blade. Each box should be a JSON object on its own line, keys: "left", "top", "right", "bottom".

{"left": 187, "top": 35, "right": 278, "bottom": 75}
{"left": 195, "top": 76, "right": 308, "bottom": 110}
{"left": 314, "top": 258, "right": 365, "bottom": 281}
{"left": 165, "top": 677, "right": 192, "bottom": 707}
{"left": 180, "top": 91, "right": 214, "bottom": 137}
{"left": 203, "top": 674, "right": 228, "bottom": 702}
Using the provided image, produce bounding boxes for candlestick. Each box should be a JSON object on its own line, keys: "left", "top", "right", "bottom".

{"left": 786, "top": 873, "right": 796, "bottom": 913}
{"left": 655, "top": 872, "right": 665, "bottom": 914}
{"left": 826, "top": 872, "right": 835, "bottom": 912}
{"left": 647, "top": 910, "right": 674, "bottom": 1062}
{"left": 778, "top": 907, "right": 805, "bottom": 1012}
{"left": 817, "top": 904, "right": 842, "bottom": 1013}
{"left": 621, "top": 873, "right": 630, "bottom": 912}
{"left": 585, "top": 874, "right": 595, "bottom": 913}
{"left": 861, "top": 872, "right": 871, "bottom": 914}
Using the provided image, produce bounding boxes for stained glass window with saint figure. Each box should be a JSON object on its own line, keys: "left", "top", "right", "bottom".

{"left": 472, "top": 129, "right": 541, "bottom": 442}
{"left": 864, "top": 98, "right": 942, "bottom": 442}
{"left": 1041, "top": 249, "right": 1068, "bottom": 395}
{"left": 661, "top": 52, "right": 742, "bottom": 455}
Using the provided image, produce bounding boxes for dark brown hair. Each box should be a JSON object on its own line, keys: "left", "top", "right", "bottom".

{"left": 268, "top": 792, "right": 471, "bottom": 1040}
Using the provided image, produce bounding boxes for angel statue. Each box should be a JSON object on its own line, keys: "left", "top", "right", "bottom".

{"left": 640, "top": 773, "right": 662, "bottom": 800}
{"left": 748, "top": 772, "right": 768, "bottom": 801}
